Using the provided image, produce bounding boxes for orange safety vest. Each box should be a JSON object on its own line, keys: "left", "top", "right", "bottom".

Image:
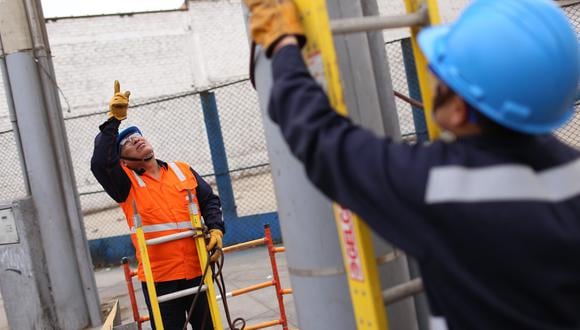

{"left": 119, "top": 161, "right": 202, "bottom": 282}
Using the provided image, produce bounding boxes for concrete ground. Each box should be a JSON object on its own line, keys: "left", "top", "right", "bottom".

{"left": 0, "top": 245, "right": 298, "bottom": 330}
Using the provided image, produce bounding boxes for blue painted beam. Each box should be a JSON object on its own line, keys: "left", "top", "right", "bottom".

{"left": 401, "top": 38, "right": 429, "bottom": 143}
{"left": 200, "top": 91, "right": 237, "bottom": 220}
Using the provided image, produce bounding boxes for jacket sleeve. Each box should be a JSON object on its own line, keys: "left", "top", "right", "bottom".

{"left": 191, "top": 168, "right": 225, "bottom": 233}
{"left": 90, "top": 117, "right": 132, "bottom": 203}
{"left": 268, "top": 45, "right": 441, "bottom": 259}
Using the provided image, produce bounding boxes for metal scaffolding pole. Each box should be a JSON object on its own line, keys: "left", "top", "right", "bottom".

{"left": 330, "top": 7, "right": 428, "bottom": 35}
{"left": 243, "top": 10, "right": 358, "bottom": 330}
{"left": 0, "top": 0, "right": 101, "bottom": 328}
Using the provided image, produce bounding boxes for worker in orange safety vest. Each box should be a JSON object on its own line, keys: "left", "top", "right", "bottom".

{"left": 91, "top": 81, "right": 224, "bottom": 330}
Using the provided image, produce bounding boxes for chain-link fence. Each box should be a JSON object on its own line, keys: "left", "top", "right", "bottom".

{"left": 70, "top": 79, "right": 274, "bottom": 244}
{"left": 384, "top": 2, "right": 580, "bottom": 148}
{"left": 1, "top": 1, "right": 580, "bottom": 262}
{"left": 213, "top": 82, "right": 276, "bottom": 218}
{"left": 385, "top": 39, "right": 429, "bottom": 143}
{"left": 556, "top": 3, "right": 580, "bottom": 147}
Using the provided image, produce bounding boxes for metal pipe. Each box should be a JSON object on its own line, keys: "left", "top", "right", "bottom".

{"left": 265, "top": 225, "right": 289, "bottom": 330}
{"left": 145, "top": 230, "right": 196, "bottom": 245}
{"left": 273, "top": 247, "right": 285, "bottom": 253}
{"left": 222, "top": 238, "right": 266, "bottom": 253}
{"left": 394, "top": 91, "right": 424, "bottom": 110}
{"left": 383, "top": 278, "right": 424, "bottom": 305}
{"left": 1, "top": 0, "right": 101, "bottom": 326}
{"left": 375, "top": 249, "right": 402, "bottom": 265}
{"left": 221, "top": 281, "right": 274, "bottom": 300}
{"left": 558, "top": 0, "right": 580, "bottom": 7}
{"left": 157, "top": 285, "right": 208, "bottom": 303}
{"left": 244, "top": 319, "right": 283, "bottom": 330}
{"left": 122, "top": 258, "right": 143, "bottom": 330}
{"left": 280, "top": 288, "right": 293, "bottom": 295}
{"left": 331, "top": 7, "right": 428, "bottom": 34}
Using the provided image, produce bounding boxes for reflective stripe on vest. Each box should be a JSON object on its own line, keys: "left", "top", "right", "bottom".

{"left": 131, "top": 162, "right": 187, "bottom": 189}
{"left": 425, "top": 158, "right": 580, "bottom": 203}
{"left": 168, "top": 162, "right": 199, "bottom": 215}
{"left": 168, "top": 162, "right": 186, "bottom": 182}
{"left": 130, "top": 220, "right": 193, "bottom": 234}
{"left": 132, "top": 170, "right": 146, "bottom": 187}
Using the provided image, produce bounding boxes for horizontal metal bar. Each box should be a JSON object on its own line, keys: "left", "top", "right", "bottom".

{"left": 145, "top": 230, "right": 197, "bottom": 246}
{"left": 331, "top": 6, "right": 428, "bottom": 35}
{"left": 557, "top": 0, "right": 580, "bottom": 7}
{"left": 157, "top": 284, "right": 207, "bottom": 303}
{"left": 229, "top": 280, "right": 274, "bottom": 298}
{"left": 383, "top": 278, "right": 424, "bottom": 305}
{"left": 376, "top": 249, "right": 403, "bottom": 265}
{"left": 223, "top": 238, "right": 266, "bottom": 253}
{"left": 244, "top": 319, "right": 283, "bottom": 330}
{"left": 280, "top": 288, "right": 293, "bottom": 295}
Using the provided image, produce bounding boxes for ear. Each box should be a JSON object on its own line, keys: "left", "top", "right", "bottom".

{"left": 448, "top": 97, "right": 470, "bottom": 127}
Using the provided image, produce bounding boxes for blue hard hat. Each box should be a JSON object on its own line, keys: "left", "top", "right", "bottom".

{"left": 117, "top": 126, "right": 142, "bottom": 151}
{"left": 418, "top": 0, "right": 580, "bottom": 134}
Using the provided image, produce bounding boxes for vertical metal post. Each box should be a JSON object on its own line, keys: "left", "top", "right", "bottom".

{"left": 264, "top": 225, "right": 288, "bottom": 330}
{"left": 359, "top": 0, "right": 402, "bottom": 139}
{"left": 403, "top": 0, "right": 442, "bottom": 139}
{"left": 122, "top": 257, "right": 148, "bottom": 330}
{"left": 243, "top": 6, "right": 357, "bottom": 330}
{"left": 0, "top": 0, "right": 100, "bottom": 328}
{"left": 200, "top": 91, "right": 237, "bottom": 220}
{"left": 401, "top": 38, "right": 428, "bottom": 143}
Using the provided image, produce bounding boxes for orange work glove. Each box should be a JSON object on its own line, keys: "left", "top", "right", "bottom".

{"left": 244, "top": 0, "right": 306, "bottom": 57}
{"left": 107, "top": 80, "right": 131, "bottom": 120}
{"left": 206, "top": 229, "right": 224, "bottom": 263}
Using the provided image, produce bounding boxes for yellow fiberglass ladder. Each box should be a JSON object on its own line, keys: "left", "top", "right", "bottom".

{"left": 131, "top": 164, "right": 223, "bottom": 330}
{"left": 292, "top": 0, "right": 441, "bottom": 328}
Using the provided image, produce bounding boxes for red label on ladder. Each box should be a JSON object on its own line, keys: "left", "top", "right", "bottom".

{"left": 339, "top": 207, "right": 364, "bottom": 282}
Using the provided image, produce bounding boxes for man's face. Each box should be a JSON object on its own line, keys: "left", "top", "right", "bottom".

{"left": 120, "top": 134, "right": 154, "bottom": 161}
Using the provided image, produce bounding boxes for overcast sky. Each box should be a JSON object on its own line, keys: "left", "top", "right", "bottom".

{"left": 41, "top": 0, "right": 185, "bottom": 18}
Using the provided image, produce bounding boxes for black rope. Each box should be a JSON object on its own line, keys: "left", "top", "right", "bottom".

{"left": 183, "top": 227, "right": 246, "bottom": 330}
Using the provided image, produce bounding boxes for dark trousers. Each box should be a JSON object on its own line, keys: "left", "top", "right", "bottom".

{"left": 142, "top": 277, "right": 213, "bottom": 330}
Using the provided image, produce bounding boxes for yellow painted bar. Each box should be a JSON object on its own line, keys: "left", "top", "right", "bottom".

{"left": 293, "top": 1, "right": 389, "bottom": 329}
{"left": 135, "top": 226, "right": 164, "bottom": 329}
{"left": 188, "top": 199, "right": 223, "bottom": 330}
{"left": 403, "top": 0, "right": 442, "bottom": 140}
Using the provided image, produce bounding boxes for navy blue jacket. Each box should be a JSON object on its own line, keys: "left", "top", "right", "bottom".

{"left": 269, "top": 45, "right": 580, "bottom": 330}
{"left": 90, "top": 117, "right": 224, "bottom": 233}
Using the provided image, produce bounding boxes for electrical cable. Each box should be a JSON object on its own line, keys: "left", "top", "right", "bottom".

{"left": 182, "top": 226, "right": 246, "bottom": 330}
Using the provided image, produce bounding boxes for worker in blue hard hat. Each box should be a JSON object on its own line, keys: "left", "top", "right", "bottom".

{"left": 245, "top": 0, "right": 580, "bottom": 328}
{"left": 91, "top": 81, "right": 224, "bottom": 330}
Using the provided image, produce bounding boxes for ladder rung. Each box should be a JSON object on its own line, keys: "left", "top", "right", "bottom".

{"left": 158, "top": 284, "right": 208, "bottom": 303}
{"left": 382, "top": 278, "right": 423, "bottom": 305}
{"left": 146, "top": 230, "right": 199, "bottom": 245}
{"left": 376, "top": 250, "right": 403, "bottom": 265}
{"left": 330, "top": 6, "right": 428, "bottom": 35}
